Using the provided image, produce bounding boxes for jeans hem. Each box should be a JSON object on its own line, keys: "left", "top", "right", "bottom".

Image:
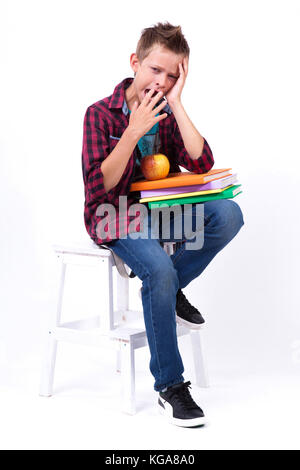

{"left": 154, "top": 376, "right": 184, "bottom": 392}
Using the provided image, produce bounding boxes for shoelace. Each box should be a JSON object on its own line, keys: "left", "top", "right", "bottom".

{"left": 176, "top": 290, "right": 201, "bottom": 315}
{"left": 167, "top": 381, "right": 200, "bottom": 411}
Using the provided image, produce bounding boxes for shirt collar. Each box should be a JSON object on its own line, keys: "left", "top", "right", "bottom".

{"left": 109, "top": 77, "right": 172, "bottom": 116}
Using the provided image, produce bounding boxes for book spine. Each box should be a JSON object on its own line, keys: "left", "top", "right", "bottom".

{"left": 148, "top": 185, "right": 242, "bottom": 208}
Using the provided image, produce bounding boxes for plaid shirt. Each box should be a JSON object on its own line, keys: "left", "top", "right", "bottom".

{"left": 82, "top": 77, "right": 214, "bottom": 245}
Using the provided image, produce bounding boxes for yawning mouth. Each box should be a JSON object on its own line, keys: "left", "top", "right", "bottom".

{"left": 144, "top": 89, "right": 160, "bottom": 97}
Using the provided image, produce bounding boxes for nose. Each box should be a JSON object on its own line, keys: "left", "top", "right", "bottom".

{"left": 155, "top": 74, "right": 168, "bottom": 90}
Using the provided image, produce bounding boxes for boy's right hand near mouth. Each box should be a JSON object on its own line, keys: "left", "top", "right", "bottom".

{"left": 128, "top": 88, "right": 168, "bottom": 141}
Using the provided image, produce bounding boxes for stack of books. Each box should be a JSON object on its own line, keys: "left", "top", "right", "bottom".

{"left": 129, "top": 168, "right": 242, "bottom": 208}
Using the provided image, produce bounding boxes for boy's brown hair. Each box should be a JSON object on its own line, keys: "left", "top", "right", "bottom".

{"left": 136, "top": 22, "right": 190, "bottom": 62}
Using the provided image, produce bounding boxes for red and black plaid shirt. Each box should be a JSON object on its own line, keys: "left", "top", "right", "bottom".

{"left": 81, "top": 77, "right": 214, "bottom": 245}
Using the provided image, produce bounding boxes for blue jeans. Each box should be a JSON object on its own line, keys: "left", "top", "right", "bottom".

{"left": 107, "top": 199, "right": 244, "bottom": 391}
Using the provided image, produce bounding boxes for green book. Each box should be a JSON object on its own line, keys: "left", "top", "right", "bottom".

{"left": 148, "top": 184, "right": 242, "bottom": 209}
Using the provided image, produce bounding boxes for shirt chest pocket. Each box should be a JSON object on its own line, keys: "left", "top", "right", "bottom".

{"left": 108, "top": 135, "right": 121, "bottom": 152}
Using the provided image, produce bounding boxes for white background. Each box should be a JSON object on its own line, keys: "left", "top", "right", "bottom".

{"left": 1, "top": 0, "right": 300, "bottom": 450}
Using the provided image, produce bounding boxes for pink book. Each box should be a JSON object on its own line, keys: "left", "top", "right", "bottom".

{"left": 140, "top": 174, "right": 237, "bottom": 198}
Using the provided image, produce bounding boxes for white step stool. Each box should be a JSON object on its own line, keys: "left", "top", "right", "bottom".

{"left": 39, "top": 240, "right": 209, "bottom": 414}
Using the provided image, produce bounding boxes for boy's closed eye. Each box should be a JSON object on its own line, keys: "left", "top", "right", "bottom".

{"left": 151, "top": 67, "right": 178, "bottom": 80}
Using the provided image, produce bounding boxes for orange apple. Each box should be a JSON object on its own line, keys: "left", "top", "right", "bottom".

{"left": 140, "top": 153, "right": 170, "bottom": 181}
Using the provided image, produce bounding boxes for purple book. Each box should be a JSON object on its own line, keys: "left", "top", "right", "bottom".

{"left": 140, "top": 174, "right": 237, "bottom": 198}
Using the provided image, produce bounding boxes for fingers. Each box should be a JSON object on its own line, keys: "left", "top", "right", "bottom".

{"left": 151, "top": 98, "right": 167, "bottom": 115}
{"left": 142, "top": 88, "right": 155, "bottom": 105}
{"left": 144, "top": 89, "right": 164, "bottom": 108}
{"left": 154, "top": 112, "right": 168, "bottom": 124}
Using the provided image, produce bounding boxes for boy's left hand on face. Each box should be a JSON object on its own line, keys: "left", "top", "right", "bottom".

{"left": 165, "top": 56, "right": 188, "bottom": 107}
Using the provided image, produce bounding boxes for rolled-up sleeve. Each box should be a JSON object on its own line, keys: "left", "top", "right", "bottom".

{"left": 82, "top": 105, "right": 109, "bottom": 205}
{"left": 171, "top": 119, "right": 214, "bottom": 174}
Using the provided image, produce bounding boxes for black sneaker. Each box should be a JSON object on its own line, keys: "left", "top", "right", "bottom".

{"left": 158, "top": 381, "right": 206, "bottom": 427}
{"left": 176, "top": 289, "right": 205, "bottom": 329}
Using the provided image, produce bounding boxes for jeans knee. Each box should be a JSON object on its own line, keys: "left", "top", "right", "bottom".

{"left": 212, "top": 199, "right": 244, "bottom": 241}
{"left": 150, "top": 257, "right": 179, "bottom": 292}
{"left": 228, "top": 200, "right": 244, "bottom": 230}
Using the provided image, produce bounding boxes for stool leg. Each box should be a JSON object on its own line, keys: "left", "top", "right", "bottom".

{"left": 115, "top": 268, "right": 129, "bottom": 372}
{"left": 190, "top": 330, "right": 209, "bottom": 388}
{"left": 39, "top": 258, "right": 66, "bottom": 397}
{"left": 116, "top": 349, "right": 121, "bottom": 374}
{"left": 116, "top": 270, "right": 129, "bottom": 322}
{"left": 101, "top": 256, "right": 114, "bottom": 331}
{"left": 120, "top": 340, "right": 136, "bottom": 414}
{"left": 39, "top": 332, "right": 58, "bottom": 397}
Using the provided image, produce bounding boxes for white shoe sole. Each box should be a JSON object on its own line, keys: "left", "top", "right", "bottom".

{"left": 175, "top": 314, "right": 205, "bottom": 330}
{"left": 158, "top": 402, "right": 206, "bottom": 427}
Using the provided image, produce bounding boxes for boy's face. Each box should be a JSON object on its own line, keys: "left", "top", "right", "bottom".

{"left": 129, "top": 45, "right": 184, "bottom": 105}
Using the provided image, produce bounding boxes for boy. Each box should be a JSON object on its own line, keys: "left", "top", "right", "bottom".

{"left": 82, "top": 22, "right": 244, "bottom": 427}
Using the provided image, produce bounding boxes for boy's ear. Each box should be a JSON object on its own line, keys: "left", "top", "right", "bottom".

{"left": 130, "top": 53, "right": 139, "bottom": 76}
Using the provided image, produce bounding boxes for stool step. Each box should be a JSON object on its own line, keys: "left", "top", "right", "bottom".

{"left": 109, "top": 327, "right": 146, "bottom": 344}
{"left": 51, "top": 314, "right": 148, "bottom": 348}
{"left": 52, "top": 326, "right": 113, "bottom": 348}
{"left": 60, "top": 315, "right": 100, "bottom": 330}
